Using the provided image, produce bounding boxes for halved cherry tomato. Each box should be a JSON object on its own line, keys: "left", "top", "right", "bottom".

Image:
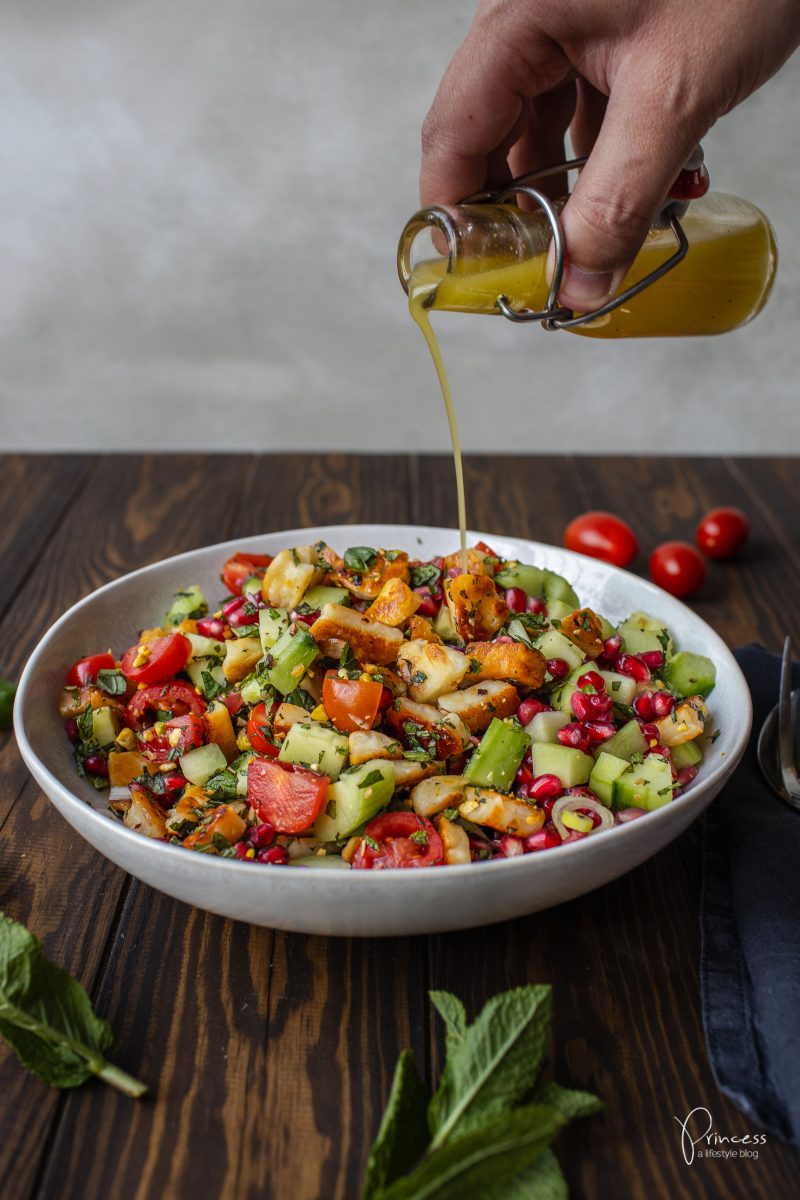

{"left": 222, "top": 552, "right": 272, "bottom": 597}
{"left": 696, "top": 507, "right": 749, "bottom": 560}
{"left": 126, "top": 681, "right": 206, "bottom": 729}
{"left": 121, "top": 634, "right": 191, "bottom": 686}
{"left": 649, "top": 541, "right": 706, "bottom": 598}
{"left": 139, "top": 713, "right": 205, "bottom": 762}
{"left": 475, "top": 541, "right": 497, "bottom": 558}
{"left": 351, "top": 812, "right": 443, "bottom": 869}
{"left": 222, "top": 691, "right": 244, "bottom": 717}
{"left": 322, "top": 671, "right": 383, "bottom": 733}
{"left": 67, "top": 653, "right": 116, "bottom": 688}
{"left": 564, "top": 512, "right": 638, "bottom": 568}
{"left": 246, "top": 701, "right": 280, "bottom": 757}
{"left": 247, "top": 758, "right": 329, "bottom": 833}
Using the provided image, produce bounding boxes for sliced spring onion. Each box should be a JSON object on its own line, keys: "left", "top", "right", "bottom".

{"left": 552, "top": 796, "right": 614, "bottom": 841}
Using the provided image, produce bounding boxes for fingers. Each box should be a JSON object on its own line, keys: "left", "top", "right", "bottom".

{"left": 557, "top": 68, "right": 708, "bottom": 310}
{"left": 507, "top": 82, "right": 577, "bottom": 202}
{"left": 570, "top": 78, "right": 607, "bottom": 160}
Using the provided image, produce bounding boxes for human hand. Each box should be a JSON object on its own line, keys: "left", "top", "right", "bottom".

{"left": 420, "top": 0, "right": 800, "bottom": 310}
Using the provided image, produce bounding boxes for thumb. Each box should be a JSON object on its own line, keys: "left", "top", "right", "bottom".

{"left": 556, "top": 73, "right": 706, "bottom": 312}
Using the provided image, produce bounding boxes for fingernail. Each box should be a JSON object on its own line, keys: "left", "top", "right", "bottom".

{"left": 558, "top": 265, "right": 618, "bottom": 311}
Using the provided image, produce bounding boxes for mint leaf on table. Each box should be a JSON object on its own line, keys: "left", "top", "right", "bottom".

{"left": 0, "top": 912, "right": 146, "bottom": 1097}
{"left": 0, "top": 678, "right": 17, "bottom": 730}
{"left": 528, "top": 1080, "right": 603, "bottom": 1121}
{"left": 483, "top": 1148, "right": 569, "bottom": 1200}
{"left": 362, "top": 1050, "right": 431, "bottom": 1200}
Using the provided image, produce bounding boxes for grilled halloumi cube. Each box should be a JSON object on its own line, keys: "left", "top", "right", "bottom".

{"left": 410, "top": 775, "right": 467, "bottom": 819}
{"left": 366, "top": 578, "right": 421, "bottom": 627}
{"left": 463, "top": 641, "right": 546, "bottom": 688}
{"left": 386, "top": 697, "right": 470, "bottom": 759}
{"left": 273, "top": 703, "right": 311, "bottom": 738}
{"left": 348, "top": 730, "right": 403, "bottom": 764}
{"left": 407, "top": 615, "right": 443, "bottom": 644}
{"left": 656, "top": 695, "right": 708, "bottom": 746}
{"left": 223, "top": 636, "right": 263, "bottom": 683}
{"left": 124, "top": 785, "right": 168, "bottom": 839}
{"left": 437, "top": 814, "right": 471, "bottom": 864}
{"left": 442, "top": 547, "right": 498, "bottom": 577}
{"left": 261, "top": 546, "right": 326, "bottom": 610}
{"left": 397, "top": 639, "right": 469, "bottom": 702}
{"left": 559, "top": 607, "right": 604, "bottom": 660}
{"left": 437, "top": 680, "right": 519, "bottom": 732}
{"left": 309, "top": 604, "right": 404, "bottom": 665}
{"left": 392, "top": 759, "right": 446, "bottom": 789}
{"left": 459, "top": 787, "right": 544, "bottom": 836}
{"left": 445, "top": 574, "right": 509, "bottom": 642}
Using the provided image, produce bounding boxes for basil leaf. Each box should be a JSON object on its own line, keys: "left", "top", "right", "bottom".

{"left": 201, "top": 670, "right": 225, "bottom": 701}
{"left": 0, "top": 912, "right": 146, "bottom": 1096}
{"left": 95, "top": 669, "right": 127, "bottom": 697}
{"left": 361, "top": 1050, "right": 430, "bottom": 1200}
{"left": 344, "top": 546, "right": 378, "bottom": 573}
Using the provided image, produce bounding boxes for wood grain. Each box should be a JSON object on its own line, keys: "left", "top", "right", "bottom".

{"left": 0, "top": 454, "right": 798, "bottom": 1200}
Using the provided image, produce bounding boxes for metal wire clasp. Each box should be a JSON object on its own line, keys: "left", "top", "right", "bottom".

{"left": 462, "top": 157, "right": 690, "bottom": 331}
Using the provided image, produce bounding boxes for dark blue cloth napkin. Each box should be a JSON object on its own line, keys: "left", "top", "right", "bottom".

{"left": 701, "top": 644, "right": 800, "bottom": 1146}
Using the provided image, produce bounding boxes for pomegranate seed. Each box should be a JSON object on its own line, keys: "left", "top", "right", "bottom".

{"left": 234, "top": 841, "right": 252, "bottom": 860}
{"left": 222, "top": 692, "right": 244, "bottom": 716}
{"left": 558, "top": 723, "right": 592, "bottom": 753}
{"left": 584, "top": 720, "right": 616, "bottom": 744}
{"left": 378, "top": 686, "right": 394, "bottom": 711}
{"left": 229, "top": 604, "right": 260, "bottom": 629}
{"left": 638, "top": 722, "right": 659, "bottom": 741}
{"left": 290, "top": 610, "right": 319, "bottom": 627}
{"left": 251, "top": 821, "right": 276, "bottom": 849}
{"left": 415, "top": 591, "right": 439, "bottom": 618}
{"left": 515, "top": 764, "right": 535, "bottom": 789}
{"left": 675, "top": 765, "right": 699, "bottom": 791}
{"left": 540, "top": 796, "right": 557, "bottom": 819}
{"left": 505, "top": 587, "right": 527, "bottom": 613}
{"left": 84, "top": 752, "right": 108, "bottom": 777}
{"left": 633, "top": 691, "right": 655, "bottom": 720}
{"left": 598, "top": 635, "right": 622, "bottom": 667}
{"left": 525, "top": 828, "right": 560, "bottom": 851}
{"left": 526, "top": 595, "right": 548, "bottom": 615}
{"left": 222, "top": 595, "right": 246, "bottom": 619}
{"left": 572, "top": 691, "right": 612, "bottom": 721}
{"left": 529, "top": 773, "right": 562, "bottom": 800}
{"left": 258, "top": 845, "right": 289, "bottom": 865}
{"left": 641, "top": 649, "right": 666, "bottom": 670}
{"left": 651, "top": 690, "right": 676, "bottom": 718}
{"left": 522, "top": 748, "right": 533, "bottom": 770}
{"left": 647, "top": 743, "right": 672, "bottom": 759}
{"left": 64, "top": 718, "right": 79, "bottom": 743}
{"left": 561, "top": 830, "right": 587, "bottom": 843}
{"left": 164, "top": 772, "right": 187, "bottom": 797}
{"left": 196, "top": 616, "right": 226, "bottom": 639}
{"left": 547, "top": 658, "right": 570, "bottom": 680}
{"left": 577, "top": 670, "right": 605, "bottom": 693}
{"left": 517, "top": 697, "right": 551, "bottom": 725}
{"left": 617, "top": 653, "right": 651, "bottom": 683}
{"left": 497, "top": 834, "right": 525, "bottom": 858}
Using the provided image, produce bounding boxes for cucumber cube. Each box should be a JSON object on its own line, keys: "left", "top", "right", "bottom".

{"left": 530, "top": 742, "right": 594, "bottom": 787}
{"left": 464, "top": 718, "right": 530, "bottom": 791}
{"left": 259, "top": 607, "right": 290, "bottom": 652}
{"left": 541, "top": 569, "right": 579, "bottom": 608}
{"left": 495, "top": 563, "right": 545, "bottom": 596}
{"left": 92, "top": 706, "right": 120, "bottom": 748}
{"left": 165, "top": 584, "right": 207, "bottom": 626}
{"left": 534, "top": 629, "right": 585, "bottom": 672}
{"left": 613, "top": 754, "right": 674, "bottom": 811}
{"left": 551, "top": 682, "right": 578, "bottom": 716}
{"left": 526, "top": 710, "right": 571, "bottom": 743}
{"left": 618, "top": 611, "right": 672, "bottom": 657}
{"left": 278, "top": 721, "right": 349, "bottom": 780}
{"left": 589, "top": 752, "right": 632, "bottom": 807}
{"left": 185, "top": 632, "right": 226, "bottom": 660}
{"left": 433, "top": 603, "right": 460, "bottom": 644}
{"left": 662, "top": 651, "right": 716, "bottom": 699}
{"left": 545, "top": 598, "right": 573, "bottom": 623}
{"left": 671, "top": 740, "right": 703, "bottom": 769}
{"left": 180, "top": 742, "right": 228, "bottom": 786}
{"left": 600, "top": 671, "right": 638, "bottom": 706}
{"left": 304, "top": 585, "right": 352, "bottom": 609}
{"left": 313, "top": 759, "right": 395, "bottom": 841}
{"left": 600, "top": 719, "right": 648, "bottom": 762}
{"left": 265, "top": 625, "right": 319, "bottom": 695}
{"left": 186, "top": 658, "right": 226, "bottom": 699}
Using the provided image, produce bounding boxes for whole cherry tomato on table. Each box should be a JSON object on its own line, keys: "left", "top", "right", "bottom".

{"left": 564, "top": 512, "right": 638, "bottom": 568}
{"left": 222, "top": 552, "right": 272, "bottom": 597}
{"left": 351, "top": 812, "right": 443, "bottom": 869}
{"left": 121, "top": 633, "right": 191, "bottom": 686}
{"left": 697, "top": 507, "right": 749, "bottom": 559}
{"left": 649, "top": 541, "right": 706, "bottom": 598}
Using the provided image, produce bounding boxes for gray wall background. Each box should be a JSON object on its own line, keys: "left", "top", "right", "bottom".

{"left": 1, "top": 2, "right": 798, "bottom": 454}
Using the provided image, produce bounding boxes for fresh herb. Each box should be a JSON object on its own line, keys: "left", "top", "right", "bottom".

{"left": 0, "top": 912, "right": 146, "bottom": 1097}
{"left": 409, "top": 564, "right": 440, "bottom": 591}
{"left": 403, "top": 721, "right": 432, "bottom": 756}
{"left": 361, "top": 985, "right": 601, "bottom": 1199}
{"left": 232, "top": 624, "right": 259, "bottom": 640}
{"left": 442, "top": 808, "right": 459, "bottom": 822}
{"left": 95, "top": 669, "right": 127, "bottom": 697}
{"left": 467, "top": 659, "right": 482, "bottom": 675}
{"left": 358, "top": 770, "right": 385, "bottom": 790}
{"left": 614, "top": 702, "right": 635, "bottom": 720}
{"left": 201, "top": 670, "right": 225, "bottom": 701}
{"left": 364, "top": 835, "right": 380, "bottom": 852}
{"left": 0, "top": 679, "right": 17, "bottom": 730}
{"left": 205, "top": 768, "right": 240, "bottom": 800}
{"left": 402, "top": 749, "right": 431, "bottom": 763}
{"left": 284, "top": 688, "right": 316, "bottom": 713}
{"left": 711, "top": 729, "right": 721, "bottom": 743}
{"left": 344, "top": 546, "right": 378, "bottom": 573}
{"left": 76, "top": 707, "right": 96, "bottom": 747}
{"left": 629, "top": 752, "right": 645, "bottom": 765}
{"left": 410, "top": 829, "right": 428, "bottom": 846}
{"left": 132, "top": 771, "right": 167, "bottom": 796}
{"left": 410, "top": 671, "right": 428, "bottom": 686}
{"left": 611, "top": 681, "right": 621, "bottom": 693}
{"left": 340, "top": 643, "right": 360, "bottom": 675}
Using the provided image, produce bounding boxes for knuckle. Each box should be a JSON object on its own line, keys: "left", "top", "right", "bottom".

{"left": 572, "top": 190, "right": 653, "bottom": 249}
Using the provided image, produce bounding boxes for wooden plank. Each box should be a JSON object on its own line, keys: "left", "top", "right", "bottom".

{"left": 32, "top": 455, "right": 423, "bottom": 1200}
{"left": 0, "top": 454, "right": 255, "bottom": 1200}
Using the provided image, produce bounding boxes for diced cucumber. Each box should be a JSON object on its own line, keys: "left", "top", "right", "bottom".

{"left": 600, "top": 719, "right": 647, "bottom": 762}
{"left": 278, "top": 721, "right": 349, "bottom": 780}
{"left": 265, "top": 625, "right": 319, "bottom": 695}
{"left": 541, "top": 569, "right": 579, "bottom": 608}
{"left": 165, "top": 584, "right": 207, "bottom": 626}
{"left": 526, "top": 710, "right": 571, "bottom": 743}
{"left": 589, "top": 752, "right": 632, "bottom": 806}
{"left": 242, "top": 574, "right": 263, "bottom": 598}
{"left": 599, "top": 670, "right": 638, "bottom": 706}
{"left": 671, "top": 740, "right": 703, "bottom": 769}
{"left": 533, "top": 629, "right": 585, "bottom": 672}
{"left": 185, "top": 632, "right": 226, "bottom": 660}
{"left": 180, "top": 742, "right": 228, "bottom": 786}
{"left": 289, "top": 855, "right": 352, "bottom": 870}
{"left": 545, "top": 598, "right": 573, "bottom": 623}
{"left": 259, "top": 607, "right": 290, "bottom": 652}
{"left": 313, "top": 759, "right": 395, "bottom": 841}
{"left": 304, "top": 585, "right": 351, "bottom": 609}
{"left": 663, "top": 651, "right": 716, "bottom": 699}
{"left": 92, "top": 706, "right": 120, "bottom": 748}
{"left": 506, "top": 617, "right": 534, "bottom": 647}
{"left": 614, "top": 754, "right": 674, "bottom": 811}
{"left": 530, "top": 742, "right": 594, "bottom": 787}
{"left": 495, "top": 563, "right": 545, "bottom": 596}
{"left": 239, "top": 676, "right": 263, "bottom": 706}
{"left": 433, "top": 603, "right": 460, "bottom": 643}
{"left": 618, "top": 611, "right": 672, "bottom": 657}
{"left": 598, "top": 615, "right": 617, "bottom": 641}
{"left": 464, "top": 718, "right": 530, "bottom": 792}
{"left": 186, "top": 658, "right": 226, "bottom": 698}
{"left": 236, "top": 753, "right": 253, "bottom": 796}
{"left": 551, "top": 682, "right": 578, "bottom": 715}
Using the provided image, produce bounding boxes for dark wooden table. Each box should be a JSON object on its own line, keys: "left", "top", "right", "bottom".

{"left": 1, "top": 453, "right": 798, "bottom": 1200}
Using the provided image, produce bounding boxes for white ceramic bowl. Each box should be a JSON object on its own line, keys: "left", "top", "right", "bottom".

{"left": 15, "top": 524, "right": 751, "bottom": 937}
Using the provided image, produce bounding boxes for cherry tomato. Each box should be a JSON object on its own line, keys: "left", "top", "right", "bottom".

{"left": 121, "top": 634, "right": 191, "bottom": 686}
{"left": 649, "top": 541, "right": 706, "bottom": 598}
{"left": 322, "top": 671, "right": 383, "bottom": 733}
{"left": 247, "top": 758, "right": 329, "bottom": 834}
{"left": 66, "top": 653, "right": 116, "bottom": 688}
{"left": 351, "top": 812, "right": 443, "bottom": 869}
{"left": 246, "top": 702, "right": 281, "bottom": 757}
{"left": 222, "top": 552, "right": 272, "bottom": 597}
{"left": 696, "top": 507, "right": 749, "bottom": 560}
{"left": 139, "top": 713, "right": 205, "bottom": 762}
{"left": 126, "top": 681, "right": 206, "bottom": 729}
{"left": 564, "top": 512, "right": 638, "bottom": 568}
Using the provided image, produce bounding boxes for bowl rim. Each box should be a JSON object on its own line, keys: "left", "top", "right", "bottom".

{"left": 14, "top": 522, "right": 752, "bottom": 885}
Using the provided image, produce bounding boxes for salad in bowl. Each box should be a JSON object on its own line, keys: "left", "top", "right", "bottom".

{"left": 56, "top": 539, "right": 718, "bottom": 872}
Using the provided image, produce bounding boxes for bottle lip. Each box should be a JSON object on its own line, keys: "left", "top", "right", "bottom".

{"left": 396, "top": 206, "right": 459, "bottom": 296}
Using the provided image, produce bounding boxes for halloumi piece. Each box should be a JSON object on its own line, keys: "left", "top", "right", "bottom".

{"left": 183, "top": 803, "right": 247, "bottom": 850}
{"left": 261, "top": 546, "right": 326, "bottom": 610}
{"left": 438, "top": 680, "right": 519, "bottom": 732}
{"left": 442, "top": 547, "right": 498, "bottom": 577}
{"left": 459, "top": 787, "right": 544, "bottom": 836}
{"left": 464, "top": 640, "right": 546, "bottom": 688}
{"left": 348, "top": 730, "right": 403, "bottom": 764}
{"left": 223, "top": 636, "right": 263, "bottom": 683}
{"left": 124, "top": 785, "right": 168, "bottom": 839}
{"left": 410, "top": 775, "right": 467, "bottom": 818}
{"left": 386, "top": 697, "right": 470, "bottom": 759}
{"left": 656, "top": 695, "right": 708, "bottom": 746}
{"left": 397, "top": 639, "right": 469, "bottom": 702}
{"left": 437, "top": 814, "right": 471, "bottom": 864}
{"left": 407, "top": 614, "right": 443, "bottom": 644}
{"left": 445, "top": 574, "right": 509, "bottom": 642}
{"left": 310, "top": 603, "right": 403, "bottom": 665}
{"left": 107, "top": 751, "right": 159, "bottom": 789}
{"left": 325, "top": 551, "right": 410, "bottom": 600}
{"left": 392, "top": 759, "right": 445, "bottom": 789}
{"left": 273, "top": 703, "right": 310, "bottom": 738}
{"left": 365, "top": 578, "right": 421, "bottom": 626}
{"left": 558, "top": 607, "right": 604, "bottom": 660}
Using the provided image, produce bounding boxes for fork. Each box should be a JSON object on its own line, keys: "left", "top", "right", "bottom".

{"left": 777, "top": 636, "right": 800, "bottom": 807}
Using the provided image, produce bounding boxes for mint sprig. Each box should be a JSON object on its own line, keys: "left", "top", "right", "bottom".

{"left": 362, "top": 985, "right": 601, "bottom": 1199}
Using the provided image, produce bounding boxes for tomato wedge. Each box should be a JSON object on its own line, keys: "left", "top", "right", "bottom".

{"left": 126, "top": 681, "right": 207, "bottom": 729}
{"left": 139, "top": 713, "right": 205, "bottom": 762}
{"left": 246, "top": 701, "right": 280, "bottom": 757}
{"left": 222, "top": 552, "right": 272, "bottom": 597}
{"left": 67, "top": 653, "right": 116, "bottom": 688}
{"left": 121, "top": 634, "right": 191, "bottom": 686}
{"left": 351, "top": 812, "right": 443, "bottom": 869}
{"left": 247, "top": 758, "right": 329, "bottom": 834}
{"left": 322, "top": 671, "right": 383, "bottom": 733}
